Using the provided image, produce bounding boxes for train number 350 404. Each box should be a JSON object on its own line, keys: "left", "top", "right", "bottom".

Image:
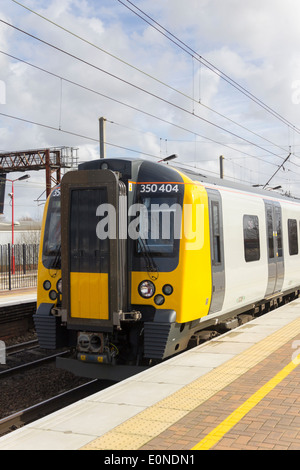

{"left": 139, "top": 183, "right": 179, "bottom": 193}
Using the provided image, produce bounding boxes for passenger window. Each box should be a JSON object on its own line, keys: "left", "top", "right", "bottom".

{"left": 243, "top": 215, "right": 260, "bottom": 262}
{"left": 288, "top": 219, "right": 298, "bottom": 255}
{"left": 266, "top": 206, "right": 274, "bottom": 259}
{"left": 274, "top": 206, "right": 283, "bottom": 258}
{"left": 211, "top": 201, "right": 221, "bottom": 264}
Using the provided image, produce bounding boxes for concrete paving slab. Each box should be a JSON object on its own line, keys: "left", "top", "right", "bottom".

{"left": 171, "top": 351, "right": 235, "bottom": 368}
{"left": 29, "top": 401, "right": 144, "bottom": 436}
{"left": 132, "top": 364, "right": 213, "bottom": 384}
{"left": 0, "top": 427, "right": 95, "bottom": 451}
{"left": 91, "top": 381, "right": 183, "bottom": 407}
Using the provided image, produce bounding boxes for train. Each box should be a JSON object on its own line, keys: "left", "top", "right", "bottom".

{"left": 34, "top": 157, "right": 300, "bottom": 380}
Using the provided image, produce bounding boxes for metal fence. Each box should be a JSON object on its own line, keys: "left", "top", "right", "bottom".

{"left": 0, "top": 244, "right": 39, "bottom": 290}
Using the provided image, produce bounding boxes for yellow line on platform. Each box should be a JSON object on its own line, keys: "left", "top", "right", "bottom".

{"left": 191, "top": 355, "right": 300, "bottom": 450}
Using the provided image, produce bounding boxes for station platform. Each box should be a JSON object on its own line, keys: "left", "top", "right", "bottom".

{"left": 0, "top": 288, "right": 37, "bottom": 307}
{"left": 1, "top": 297, "right": 300, "bottom": 450}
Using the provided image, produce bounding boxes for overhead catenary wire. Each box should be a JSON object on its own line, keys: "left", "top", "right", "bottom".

{"left": 8, "top": 0, "right": 293, "bottom": 157}
{"left": 7, "top": 0, "right": 300, "bottom": 147}
{"left": 4, "top": 2, "right": 300, "bottom": 190}
{"left": 9, "top": 0, "right": 195, "bottom": 106}
{"left": 0, "top": 19, "right": 292, "bottom": 165}
{"left": 0, "top": 49, "right": 294, "bottom": 175}
{"left": 119, "top": 0, "right": 300, "bottom": 136}
{"left": 0, "top": 69, "right": 298, "bottom": 185}
{"left": 0, "top": 49, "right": 273, "bottom": 162}
{"left": 118, "top": 3, "right": 300, "bottom": 187}
{"left": 6, "top": 2, "right": 300, "bottom": 162}
{"left": 1, "top": 109, "right": 298, "bottom": 191}
{"left": 0, "top": 110, "right": 162, "bottom": 159}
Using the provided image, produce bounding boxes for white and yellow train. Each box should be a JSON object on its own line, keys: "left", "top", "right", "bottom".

{"left": 34, "top": 158, "right": 300, "bottom": 379}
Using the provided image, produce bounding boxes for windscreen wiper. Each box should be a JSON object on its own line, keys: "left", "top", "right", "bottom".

{"left": 51, "top": 245, "right": 61, "bottom": 269}
{"left": 137, "top": 237, "right": 159, "bottom": 280}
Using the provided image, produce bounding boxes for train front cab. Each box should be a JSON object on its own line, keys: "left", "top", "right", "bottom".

{"left": 130, "top": 166, "right": 212, "bottom": 361}
{"left": 35, "top": 159, "right": 214, "bottom": 379}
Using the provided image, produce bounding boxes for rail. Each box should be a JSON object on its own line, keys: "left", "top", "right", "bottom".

{"left": 6, "top": 339, "right": 39, "bottom": 355}
{"left": 0, "top": 380, "right": 99, "bottom": 437}
{"left": 0, "top": 350, "right": 69, "bottom": 378}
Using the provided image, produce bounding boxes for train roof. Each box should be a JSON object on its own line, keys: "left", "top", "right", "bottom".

{"left": 175, "top": 164, "right": 299, "bottom": 203}
{"left": 79, "top": 157, "right": 299, "bottom": 204}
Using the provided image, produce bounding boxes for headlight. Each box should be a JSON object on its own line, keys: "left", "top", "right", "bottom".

{"left": 49, "top": 290, "right": 57, "bottom": 301}
{"left": 57, "top": 278, "right": 62, "bottom": 294}
{"left": 43, "top": 280, "right": 51, "bottom": 291}
{"left": 162, "top": 284, "right": 173, "bottom": 295}
{"left": 154, "top": 294, "right": 165, "bottom": 305}
{"left": 138, "top": 280, "right": 155, "bottom": 298}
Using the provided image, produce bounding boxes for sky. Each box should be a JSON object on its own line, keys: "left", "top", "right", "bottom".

{"left": 1, "top": 0, "right": 300, "bottom": 221}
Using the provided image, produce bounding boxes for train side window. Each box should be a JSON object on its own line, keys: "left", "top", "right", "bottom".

{"left": 288, "top": 219, "right": 298, "bottom": 255}
{"left": 266, "top": 206, "right": 274, "bottom": 259}
{"left": 211, "top": 201, "right": 221, "bottom": 264}
{"left": 243, "top": 215, "right": 260, "bottom": 262}
{"left": 274, "top": 206, "right": 283, "bottom": 258}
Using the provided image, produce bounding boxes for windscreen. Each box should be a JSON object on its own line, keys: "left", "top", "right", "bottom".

{"left": 137, "top": 195, "right": 181, "bottom": 255}
{"left": 69, "top": 188, "right": 109, "bottom": 273}
{"left": 132, "top": 161, "right": 185, "bottom": 273}
{"left": 42, "top": 188, "right": 61, "bottom": 269}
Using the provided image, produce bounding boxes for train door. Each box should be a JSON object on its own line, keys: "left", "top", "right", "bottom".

{"left": 264, "top": 201, "right": 284, "bottom": 297}
{"left": 207, "top": 189, "right": 225, "bottom": 313}
{"left": 61, "top": 169, "right": 127, "bottom": 329}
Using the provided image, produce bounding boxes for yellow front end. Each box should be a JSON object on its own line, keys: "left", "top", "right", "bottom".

{"left": 37, "top": 195, "right": 61, "bottom": 310}
{"left": 131, "top": 174, "right": 212, "bottom": 324}
{"left": 69, "top": 272, "right": 109, "bottom": 320}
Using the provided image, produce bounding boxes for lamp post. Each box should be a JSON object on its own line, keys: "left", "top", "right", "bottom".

{"left": 7, "top": 174, "right": 30, "bottom": 274}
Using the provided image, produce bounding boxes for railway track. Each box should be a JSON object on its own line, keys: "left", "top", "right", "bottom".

{"left": 6, "top": 339, "right": 39, "bottom": 355}
{"left": 0, "top": 349, "right": 70, "bottom": 378}
{"left": 0, "top": 380, "right": 106, "bottom": 437}
{"left": 0, "top": 299, "right": 115, "bottom": 438}
{"left": 0, "top": 345, "right": 115, "bottom": 437}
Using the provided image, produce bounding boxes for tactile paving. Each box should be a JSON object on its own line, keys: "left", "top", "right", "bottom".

{"left": 81, "top": 315, "right": 300, "bottom": 450}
